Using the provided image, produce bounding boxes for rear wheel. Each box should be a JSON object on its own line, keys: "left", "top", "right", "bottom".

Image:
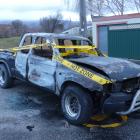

{"left": 61, "top": 85, "right": 93, "bottom": 125}
{"left": 0, "top": 64, "right": 13, "bottom": 88}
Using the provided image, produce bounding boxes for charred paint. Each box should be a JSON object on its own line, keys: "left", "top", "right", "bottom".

{"left": 27, "top": 55, "right": 56, "bottom": 91}
{"left": 70, "top": 56, "right": 140, "bottom": 81}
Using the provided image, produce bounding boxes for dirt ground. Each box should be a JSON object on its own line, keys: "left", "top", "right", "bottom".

{"left": 0, "top": 80, "right": 140, "bottom": 140}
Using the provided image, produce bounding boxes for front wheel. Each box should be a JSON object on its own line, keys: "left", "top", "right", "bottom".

{"left": 0, "top": 64, "right": 13, "bottom": 88}
{"left": 61, "top": 85, "right": 93, "bottom": 125}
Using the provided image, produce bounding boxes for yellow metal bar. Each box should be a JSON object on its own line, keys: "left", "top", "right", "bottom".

{"left": 54, "top": 45, "right": 96, "bottom": 49}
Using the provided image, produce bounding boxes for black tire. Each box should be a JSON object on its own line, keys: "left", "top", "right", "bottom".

{"left": 61, "top": 85, "right": 93, "bottom": 125}
{"left": 0, "top": 64, "right": 13, "bottom": 88}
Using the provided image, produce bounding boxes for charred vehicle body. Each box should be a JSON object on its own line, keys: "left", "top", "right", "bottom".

{"left": 0, "top": 33, "right": 140, "bottom": 124}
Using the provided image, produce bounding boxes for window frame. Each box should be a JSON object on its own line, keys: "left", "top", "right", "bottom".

{"left": 32, "top": 36, "right": 53, "bottom": 59}
{"left": 20, "top": 35, "right": 33, "bottom": 54}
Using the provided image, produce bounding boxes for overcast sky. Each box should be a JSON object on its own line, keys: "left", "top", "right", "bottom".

{"left": 0, "top": 0, "right": 81, "bottom": 21}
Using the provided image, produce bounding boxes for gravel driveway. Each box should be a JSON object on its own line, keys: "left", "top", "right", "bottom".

{"left": 0, "top": 81, "right": 140, "bottom": 140}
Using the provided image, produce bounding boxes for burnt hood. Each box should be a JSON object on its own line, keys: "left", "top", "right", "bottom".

{"left": 69, "top": 56, "right": 140, "bottom": 81}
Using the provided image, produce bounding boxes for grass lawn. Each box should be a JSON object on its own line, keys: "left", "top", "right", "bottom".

{"left": 0, "top": 37, "right": 20, "bottom": 49}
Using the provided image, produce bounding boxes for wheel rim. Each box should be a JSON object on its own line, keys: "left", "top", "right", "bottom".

{"left": 0, "top": 68, "right": 5, "bottom": 85}
{"left": 65, "top": 94, "right": 81, "bottom": 118}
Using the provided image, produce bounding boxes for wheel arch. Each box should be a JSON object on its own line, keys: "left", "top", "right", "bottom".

{"left": 60, "top": 80, "right": 91, "bottom": 96}
{"left": 0, "top": 60, "right": 12, "bottom": 77}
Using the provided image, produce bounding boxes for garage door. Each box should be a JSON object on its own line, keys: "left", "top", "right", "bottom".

{"left": 108, "top": 24, "right": 140, "bottom": 60}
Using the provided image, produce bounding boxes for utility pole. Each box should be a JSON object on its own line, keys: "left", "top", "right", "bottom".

{"left": 80, "top": 0, "right": 87, "bottom": 37}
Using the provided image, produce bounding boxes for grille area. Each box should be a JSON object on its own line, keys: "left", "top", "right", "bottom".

{"left": 122, "top": 78, "right": 140, "bottom": 93}
{"left": 111, "top": 78, "right": 140, "bottom": 93}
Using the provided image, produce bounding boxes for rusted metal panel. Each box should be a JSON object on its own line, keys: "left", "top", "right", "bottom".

{"left": 15, "top": 52, "right": 29, "bottom": 78}
{"left": 28, "top": 55, "right": 56, "bottom": 91}
{"left": 70, "top": 56, "right": 140, "bottom": 81}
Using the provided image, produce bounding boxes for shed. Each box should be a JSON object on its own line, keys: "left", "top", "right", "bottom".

{"left": 92, "top": 13, "right": 140, "bottom": 60}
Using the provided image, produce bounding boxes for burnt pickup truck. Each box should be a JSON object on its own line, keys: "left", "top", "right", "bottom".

{"left": 0, "top": 33, "right": 140, "bottom": 125}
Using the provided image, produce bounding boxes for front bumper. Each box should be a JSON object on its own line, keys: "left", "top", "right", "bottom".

{"left": 118, "top": 90, "right": 140, "bottom": 115}
{"left": 102, "top": 90, "right": 140, "bottom": 115}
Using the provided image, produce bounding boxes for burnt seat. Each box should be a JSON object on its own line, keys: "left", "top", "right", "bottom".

{"left": 33, "top": 48, "right": 53, "bottom": 59}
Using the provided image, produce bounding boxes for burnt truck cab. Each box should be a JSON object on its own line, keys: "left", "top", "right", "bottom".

{"left": 0, "top": 33, "right": 140, "bottom": 125}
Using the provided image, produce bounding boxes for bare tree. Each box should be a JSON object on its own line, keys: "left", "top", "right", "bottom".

{"left": 134, "top": 0, "right": 140, "bottom": 12}
{"left": 104, "top": 0, "right": 129, "bottom": 15}
{"left": 64, "top": 0, "right": 79, "bottom": 11}
{"left": 88, "top": 0, "right": 105, "bottom": 16}
{"left": 87, "top": 0, "right": 106, "bottom": 21}
{"left": 88, "top": 0, "right": 134, "bottom": 17}
{"left": 65, "top": 0, "right": 88, "bottom": 36}
{"left": 11, "top": 20, "right": 27, "bottom": 36}
{"left": 65, "top": 0, "right": 105, "bottom": 15}
{"left": 40, "top": 13, "right": 64, "bottom": 33}
{"left": 0, "top": 24, "right": 12, "bottom": 38}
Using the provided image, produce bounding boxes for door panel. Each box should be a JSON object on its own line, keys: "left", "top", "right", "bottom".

{"left": 28, "top": 55, "right": 56, "bottom": 91}
{"left": 15, "top": 35, "right": 32, "bottom": 78}
{"left": 15, "top": 52, "right": 28, "bottom": 78}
